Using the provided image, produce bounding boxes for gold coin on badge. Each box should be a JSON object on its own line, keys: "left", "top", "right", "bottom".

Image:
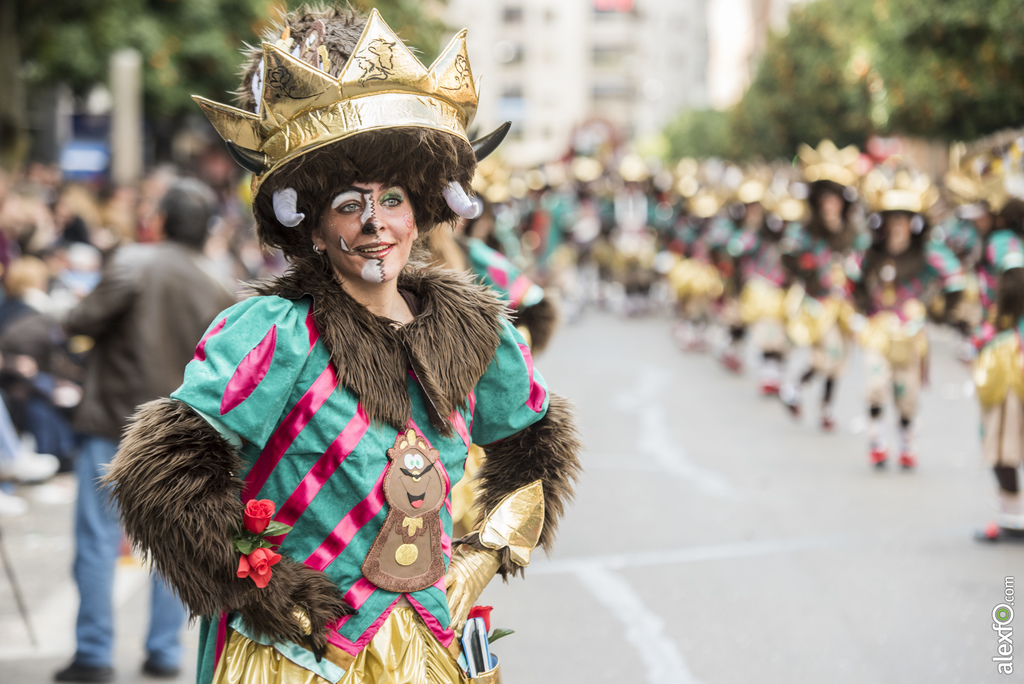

{"left": 395, "top": 544, "right": 418, "bottom": 566}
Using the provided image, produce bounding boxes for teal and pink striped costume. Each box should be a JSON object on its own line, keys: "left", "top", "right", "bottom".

{"left": 168, "top": 273, "right": 552, "bottom": 682}
{"left": 464, "top": 237, "right": 544, "bottom": 311}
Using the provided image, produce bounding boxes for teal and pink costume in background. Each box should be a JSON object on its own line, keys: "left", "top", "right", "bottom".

{"left": 854, "top": 241, "right": 965, "bottom": 316}
{"left": 464, "top": 237, "right": 545, "bottom": 311}
{"left": 172, "top": 294, "right": 550, "bottom": 683}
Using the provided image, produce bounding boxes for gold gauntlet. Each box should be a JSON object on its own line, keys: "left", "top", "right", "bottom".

{"left": 445, "top": 480, "right": 545, "bottom": 634}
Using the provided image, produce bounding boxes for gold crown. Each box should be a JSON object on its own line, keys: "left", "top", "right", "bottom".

{"left": 945, "top": 142, "right": 1012, "bottom": 212}
{"left": 798, "top": 139, "right": 861, "bottom": 188}
{"left": 862, "top": 167, "right": 939, "bottom": 214}
{"left": 193, "top": 9, "right": 487, "bottom": 196}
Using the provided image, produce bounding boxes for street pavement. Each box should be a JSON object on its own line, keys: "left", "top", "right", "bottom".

{"left": 0, "top": 306, "right": 1019, "bottom": 683}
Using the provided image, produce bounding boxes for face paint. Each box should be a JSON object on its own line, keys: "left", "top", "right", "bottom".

{"left": 361, "top": 258, "right": 384, "bottom": 283}
{"left": 318, "top": 182, "right": 417, "bottom": 288}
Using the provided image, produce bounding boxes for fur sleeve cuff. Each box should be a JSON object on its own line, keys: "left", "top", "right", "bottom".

{"left": 103, "top": 399, "right": 351, "bottom": 646}
{"left": 465, "top": 393, "right": 582, "bottom": 577}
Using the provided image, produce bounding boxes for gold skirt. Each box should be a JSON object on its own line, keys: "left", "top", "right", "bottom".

{"left": 212, "top": 608, "right": 500, "bottom": 684}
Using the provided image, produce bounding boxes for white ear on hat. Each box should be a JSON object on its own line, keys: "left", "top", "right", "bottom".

{"left": 442, "top": 181, "right": 483, "bottom": 220}
{"left": 272, "top": 188, "right": 305, "bottom": 227}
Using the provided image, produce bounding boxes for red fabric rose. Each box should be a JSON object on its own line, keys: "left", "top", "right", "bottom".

{"left": 468, "top": 605, "right": 493, "bottom": 633}
{"left": 237, "top": 547, "right": 282, "bottom": 588}
{"left": 243, "top": 499, "right": 275, "bottom": 534}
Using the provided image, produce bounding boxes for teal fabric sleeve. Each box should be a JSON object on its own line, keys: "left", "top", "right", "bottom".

{"left": 171, "top": 296, "right": 310, "bottom": 448}
{"left": 470, "top": 319, "right": 549, "bottom": 446}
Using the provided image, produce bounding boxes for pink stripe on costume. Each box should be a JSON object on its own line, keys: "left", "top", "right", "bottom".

{"left": 487, "top": 265, "right": 510, "bottom": 290}
{"left": 327, "top": 597, "right": 401, "bottom": 656}
{"left": 221, "top": 325, "right": 277, "bottom": 415}
{"left": 406, "top": 594, "right": 455, "bottom": 648}
{"left": 508, "top": 274, "right": 533, "bottom": 309}
{"left": 517, "top": 343, "right": 547, "bottom": 413}
{"left": 242, "top": 364, "right": 338, "bottom": 501}
{"left": 214, "top": 612, "right": 228, "bottom": 666}
{"left": 269, "top": 405, "right": 370, "bottom": 537}
{"left": 450, "top": 409, "right": 470, "bottom": 448}
{"left": 305, "top": 306, "right": 320, "bottom": 352}
{"left": 193, "top": 318, "right": 226, "bottom": 362}
{"left": 305, "top": 467, "right": 388, "bottom": 572}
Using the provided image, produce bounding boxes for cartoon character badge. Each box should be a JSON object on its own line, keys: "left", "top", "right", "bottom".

{"left": 362, "top": 429, "right": 447, "bottom": 593}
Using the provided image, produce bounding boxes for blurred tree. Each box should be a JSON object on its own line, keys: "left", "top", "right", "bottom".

{"left": 3, "top": 0, "right": 449, "bottom": 169}
{"left": 725, "top": 0, "right": 874, "bottom": 160}
{"left": 867, "top": 0, "right": 1024, "bottom": 140}
{"left": 663, "top": 109, "right": 731, "bottom": 160}
{"left": 663, "top": 0, "right": 1024, "bottom": 163}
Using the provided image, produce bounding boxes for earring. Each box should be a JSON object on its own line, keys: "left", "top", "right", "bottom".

{"left": 312, "top": 243, "right": 324, "bottom": 254}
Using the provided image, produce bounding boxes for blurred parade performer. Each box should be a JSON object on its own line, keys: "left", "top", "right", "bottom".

{"left": 708, "top": 190, "right": 745, "bottom": 372}
{"left": 851, "top": 169, "right": 964, "bottom": 469}
{"left": 940, "top": 149, "right": 1023, "bottom": 356}
{"left": 780, "top": 142, "right": 865, "bottom": 429}
{"left": 972, "top": 252, "right": 1024, "bottom": 541}
{"left": 103, "top": 7, "right": 580, "bottom": 684}
{"left": 428, "top": 203, "right": 559, "bottom": 353}
{"left": 611, "top": 155, "right": 657, "bottom": 315}
{"left": 728, "top": 172, "right": 792, "bottom": 395}
{"left": 669, "top": 188, "right": 724, "bottom": 352}
{"left": 56, "top": 179, "right": 237, "bottom": 682}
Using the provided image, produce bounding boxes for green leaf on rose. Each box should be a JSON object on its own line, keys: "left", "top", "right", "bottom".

{"left": 234, "top": 538, "right": 256, "bottom": 555}
{"left": 487, "top": 628, "right": 514, "bottom": 644}
{"left": 263, "top": 521, "right": 293, "bottom": 537}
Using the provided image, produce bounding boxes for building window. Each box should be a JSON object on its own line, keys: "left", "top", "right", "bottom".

{"left": 592, "top": 82, "right": 633, "bottom": 99}
{"left": 502, "top": 6, "right": 523, "bottom": 23}
{"left": 592, "top": 44, "right": 629, "bottom": 67}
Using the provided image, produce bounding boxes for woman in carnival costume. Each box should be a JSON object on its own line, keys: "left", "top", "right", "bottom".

{"left": 851, "top": 168, "right": 964, "bottom": 469}
{"left": 779, "top": 141, "right": 866, "bottom": 430}
{"left": 727, "top": 171, "right": 795, "bottom": 395}
{"left": 973, "top": 251, "right": 1024, "bottom": 542}
{"left": 940, "top": 149, "right": 1023, "bottom": 356}
{"left": 104, "top": 7, "right": 581, "bottom": 683}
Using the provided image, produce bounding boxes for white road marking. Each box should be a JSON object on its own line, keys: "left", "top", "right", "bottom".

{"left": 575, "top": 565, "right": 704, "bottom": 684}
{"left": 616, "top": 364, "right": 736, "bottom": 498}
{"left": 532, "top": 534, "right": 851, "bottom": 576}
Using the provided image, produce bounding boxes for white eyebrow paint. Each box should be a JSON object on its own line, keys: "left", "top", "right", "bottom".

{"left": 331, "top": 189, "right": 364, "bottom": 210}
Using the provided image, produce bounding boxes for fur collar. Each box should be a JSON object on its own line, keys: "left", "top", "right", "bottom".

{"left": 252, "top": 257, "right": 506, "bottom": 436}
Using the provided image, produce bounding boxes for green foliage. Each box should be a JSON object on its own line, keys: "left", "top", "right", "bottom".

{"left": 725, "top": 0, "right": 874, "bottom": 160}
{"left": 868, "top": 0, "right": 1024, "bottom": 140}
{"left": 664, "top": 0, "right": 1024, "bottom": 162}
{"left": 663, "top": 109, "right": 731, "bottom": 160}
{"left": 18, "top": 0, "right": 450, "bottom": 118}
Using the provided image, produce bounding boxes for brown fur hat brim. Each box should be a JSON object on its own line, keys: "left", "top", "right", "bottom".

{"left": 459, "top": 393, "right": 583, "bottom": 578}
{"left": 104, "top": 399, "right": 352, "bottom": 647}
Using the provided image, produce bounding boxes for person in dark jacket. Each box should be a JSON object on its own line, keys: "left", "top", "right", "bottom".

{"left": 55, "top": 179, "right": 238, "bottom": 683}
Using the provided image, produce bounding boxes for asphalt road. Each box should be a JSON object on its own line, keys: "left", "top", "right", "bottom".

{"left": 0, "top": 306, "right": 1019, "bottom": 683}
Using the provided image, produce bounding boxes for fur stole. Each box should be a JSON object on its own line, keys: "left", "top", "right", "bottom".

{"left": 252, "top": 257, "right": 507, "bottom": 436}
